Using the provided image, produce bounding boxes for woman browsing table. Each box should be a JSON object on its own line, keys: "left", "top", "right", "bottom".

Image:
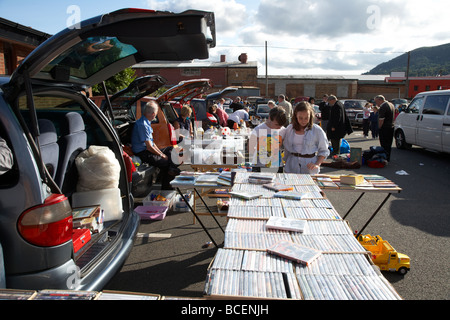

{"left": 281, "top": 101, "right": 330, "bottom": 174}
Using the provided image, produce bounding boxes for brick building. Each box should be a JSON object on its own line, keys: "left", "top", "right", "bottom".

{"left": 133, "top": 54, "right": 258, "bottom": 93}
{"left": 0, "top": 17, "right": 50, "bottom": 76}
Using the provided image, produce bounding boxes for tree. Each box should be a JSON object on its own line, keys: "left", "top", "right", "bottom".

{"left": 91, "top": 67, "right": 136, "bottom": 95}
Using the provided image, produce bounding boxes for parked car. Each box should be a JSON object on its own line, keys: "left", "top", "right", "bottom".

{"left": 189, "top": 86, "right": 238, "bottom": 123}
{"left": 341, "top": 99, "right": 368, "bottom": 127}
{"left": 394, "top": 89, "right": 450, "bottom": 153}
{"left": 255, "top": 104, "right": 270, "bottom": 119}
{"left": 0, "top": 8, "right": 215, "bottom": 291}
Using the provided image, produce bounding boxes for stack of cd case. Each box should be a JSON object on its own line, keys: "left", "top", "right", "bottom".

{"left": 203, "top": 172, "right": 402, "bottom": 300}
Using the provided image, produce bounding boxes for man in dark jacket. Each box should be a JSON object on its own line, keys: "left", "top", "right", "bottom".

{"left": 375, "top": 95, "right": 395, "bottom": 161}
{"left": 327, "top": 95, "right": 347, "bottom": 156}
{"left": 318, "top": 94, "right": 330, "bottom": 135}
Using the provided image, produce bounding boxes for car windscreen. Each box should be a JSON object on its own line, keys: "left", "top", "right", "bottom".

{"left": 343, "top": 101, "right": 364, "bottom": 109}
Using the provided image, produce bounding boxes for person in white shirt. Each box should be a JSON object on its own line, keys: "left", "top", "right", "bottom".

{"left": 281, "top": 101, "right": 329, "bottom": 174}
{"left": 227, "top": 108, "right": 249, "bottom": 129}
{"left": 249, "top": 107, "right": 287, "bottom": 173}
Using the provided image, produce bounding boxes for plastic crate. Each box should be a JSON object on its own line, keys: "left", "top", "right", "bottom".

{"left": 135, "top": 206, "right": 168, "bottom": 221}
{"left": 143, "top": 190, "right": 176, "bottom": 208}
{"left": 173, "top": 191, "right": 194, "bottom": 212}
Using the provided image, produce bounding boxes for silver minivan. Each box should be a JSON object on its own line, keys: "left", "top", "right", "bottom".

{"left": 0, "top": 8, "right": 215, "bottom": 291}
{"left": 394, "top": 90, "right": 450, "bottom": 153}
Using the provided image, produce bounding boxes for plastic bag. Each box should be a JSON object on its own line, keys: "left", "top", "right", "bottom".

{"left": 75, "top": 145, "right": 121, "bottom": 191}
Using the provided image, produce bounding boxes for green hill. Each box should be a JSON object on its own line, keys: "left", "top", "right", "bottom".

{"left": 364, "top": 43, "right": 450, "bottom": 76}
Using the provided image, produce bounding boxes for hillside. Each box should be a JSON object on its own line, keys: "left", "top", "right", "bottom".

{"left": 364, "top": 43, "right": 450, "bottom": 76}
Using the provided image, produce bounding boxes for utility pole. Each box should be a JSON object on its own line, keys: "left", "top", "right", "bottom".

{"left": 265, "top": 41, "right": 268, "bottom": 97}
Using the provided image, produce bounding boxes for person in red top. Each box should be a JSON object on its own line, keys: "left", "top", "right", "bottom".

{"left": 214, "top": 104, "right": 229, "bottom": 127}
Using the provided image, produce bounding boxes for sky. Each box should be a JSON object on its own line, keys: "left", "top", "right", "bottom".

{"left": 1, "top": 0, "right": 449, "bottom": 76}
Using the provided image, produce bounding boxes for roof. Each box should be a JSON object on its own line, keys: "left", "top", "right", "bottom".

{"left": 133, "top": 60, "right": 258, "bottom": 69}
{"left": 0, "top": 17, "right": 51, "bottom": 47}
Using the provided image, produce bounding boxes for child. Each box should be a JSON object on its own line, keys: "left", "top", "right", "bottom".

{"left": 249, "top": 107, "right": 287, "bottom": 173}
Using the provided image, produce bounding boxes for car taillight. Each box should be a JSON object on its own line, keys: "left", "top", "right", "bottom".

{"left": 18, "top": 194, "right": 73, "bottom": 247}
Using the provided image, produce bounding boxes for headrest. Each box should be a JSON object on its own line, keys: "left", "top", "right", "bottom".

{"left": 38, "top": 119, "right": 57, "bottom": 145}
{"left": 61, "top": 112, "right": 85, "bottom": 135}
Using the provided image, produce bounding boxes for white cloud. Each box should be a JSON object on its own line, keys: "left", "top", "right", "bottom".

{"left": 145, "top": 0, "right": 450, "bottom": 75}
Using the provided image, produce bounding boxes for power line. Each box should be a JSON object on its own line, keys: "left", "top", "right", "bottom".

{"left": 215, "top": 44, "right": 405, "bottom": 55}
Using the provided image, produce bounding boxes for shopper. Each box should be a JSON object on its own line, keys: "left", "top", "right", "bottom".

{"left": 249, "top": 107, "right": 287, "bottom": 173}
{"left": 327, "top": 95, "right": 350, "bottom": 156}
{"left": 281, "top": 101, "right": 329, "bottom": 174}
{"left": 375, "top": 95, "right": 395, "bottom": 161}
{"left": 277, "top": 94, "right": 293, "bottom": 126}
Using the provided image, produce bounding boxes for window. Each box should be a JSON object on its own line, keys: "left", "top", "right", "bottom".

{"left": 41, "top": 36, "right": 138, "bottom": 80}
{"left": 423, "top": 95, "right": 450, "bottom": 115}
{"left": 181, "top": 68, "right": 201, "bottom": 76}
{"left": 407, "top": 97, "right": 423, "bottom": 114}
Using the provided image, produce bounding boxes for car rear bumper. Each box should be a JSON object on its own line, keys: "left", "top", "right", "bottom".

{"left": 6, "top": 210, "right": 140, "bottom": 291}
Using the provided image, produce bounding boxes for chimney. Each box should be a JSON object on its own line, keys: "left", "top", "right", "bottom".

{"left": 220, "top": 54, "right": 226, "bottom": 62}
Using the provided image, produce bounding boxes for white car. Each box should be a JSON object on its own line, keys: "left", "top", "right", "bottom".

{"left": 394, "top": 90, "right": 450, "bottom": 153}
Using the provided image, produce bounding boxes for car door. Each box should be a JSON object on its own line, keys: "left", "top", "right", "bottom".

{"left": 400, "top": 96, "right": 424, "bottom": 145}
{"left": 417, "top": 94, "right": 450, "bottom": 152}
{"left": 443, "top": 102, "right": 450, "bottom": 153}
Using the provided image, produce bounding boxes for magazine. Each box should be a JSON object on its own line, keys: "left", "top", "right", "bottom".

{"left": 262, "top": 183, "right": 294, "bottom": 192}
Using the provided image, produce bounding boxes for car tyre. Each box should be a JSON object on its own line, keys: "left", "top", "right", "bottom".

{"left": 395, "top": 130, "right": 411, "bottom": 149}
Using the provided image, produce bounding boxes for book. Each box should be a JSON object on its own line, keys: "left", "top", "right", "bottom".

{"left": 340, "top": 174, "right": 364, "bottom": 186}
{"left": 248, "top": 173, "right": 275, "bottom": 184}
{"left": 228, "top": 191, "right": 263, "bottom": 200}
{"left": 273, "top": 191, "right": 309, "bottom": 200}
{"left": 265, "top": 216, "right": 308, "bottom": 233}
{"left": 72, "top": 206, "right": 100, "bottom": 220}
{"left": 266, "top": 240, "right": 322, "bottom": 266}
{"left": 262, "top": 182, "right": 294, "bottom": 192}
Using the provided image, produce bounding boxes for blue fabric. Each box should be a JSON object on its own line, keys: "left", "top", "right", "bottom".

{"left": 38, "top": 119, "right": 59, "bottom": 179}
{"left": 55, "top": 112, "right": 87, "bottom": 188}
{"left": 131, "top": 116, "right": 153, "bottom": 154}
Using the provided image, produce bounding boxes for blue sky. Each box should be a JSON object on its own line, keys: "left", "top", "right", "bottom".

{"left": 1, "top": 0, "right": 449, "bottom": 76}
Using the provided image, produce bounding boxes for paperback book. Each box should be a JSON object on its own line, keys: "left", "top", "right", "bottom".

{"left": 266, "top": 240, "right": 322, "bottom": 266}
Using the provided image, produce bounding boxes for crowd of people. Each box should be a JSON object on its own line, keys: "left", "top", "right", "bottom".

{"left": 130, "top": 92, "right": 396, "bottom": 188}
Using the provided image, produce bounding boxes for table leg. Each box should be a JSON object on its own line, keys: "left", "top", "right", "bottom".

{"left": 194, "top": 188, "right": 225, "bottom": 233}
{"left": 342, "top": 192, "right": 366, "bottom": 219}
{"left": 356, "top": 193, "right": 392, "bottom": 238}
{"left": 176, "top": 187, "right": 219, "bottom": 248}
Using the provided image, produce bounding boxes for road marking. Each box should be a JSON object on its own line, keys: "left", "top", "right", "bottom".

{"left": 137, "top": 233, "right": 172, "bottom": 238}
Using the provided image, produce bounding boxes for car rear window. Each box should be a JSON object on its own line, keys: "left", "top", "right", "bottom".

{"left": 40, "top": 36, "right": 137, "bottom": 80}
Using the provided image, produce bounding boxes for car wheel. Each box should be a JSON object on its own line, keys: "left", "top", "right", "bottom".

{"left": 395, "top": 130, "right": 411, "bottom": 149}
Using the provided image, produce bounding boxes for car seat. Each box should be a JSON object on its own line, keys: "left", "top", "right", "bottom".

{"left": 55, "top": 112, "right": 87, "bottom": 191}
{"left": 38, "top": 119, "right": 59, "bottom": 180}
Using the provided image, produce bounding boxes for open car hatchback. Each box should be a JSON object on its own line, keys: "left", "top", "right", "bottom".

{"left": 0, "top": 8, "right": 215, "bottom": 291}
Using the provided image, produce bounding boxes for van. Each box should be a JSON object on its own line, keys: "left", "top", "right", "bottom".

{"left": 0, "top": 8, "right": 215, "bottom": 291}
{"left": 394, "top": 90, "right": 450, "bottom": 153}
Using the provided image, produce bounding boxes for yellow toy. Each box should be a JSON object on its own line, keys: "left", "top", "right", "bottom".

{"left": 357, "top": 234, "right": 410, "bottom": 275}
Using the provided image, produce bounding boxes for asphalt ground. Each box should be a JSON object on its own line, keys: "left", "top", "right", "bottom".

{"left": 104, "top": 128, "right": 450, "bottom": 301}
